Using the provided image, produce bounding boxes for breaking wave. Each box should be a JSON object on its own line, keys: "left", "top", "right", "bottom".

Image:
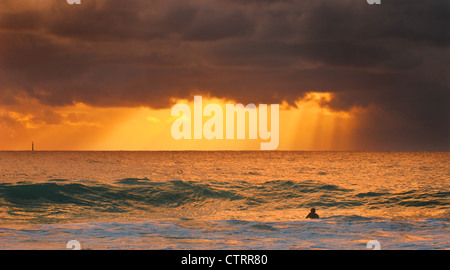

{"left": 1, "top": 179, "right": 448, "bottom": 218}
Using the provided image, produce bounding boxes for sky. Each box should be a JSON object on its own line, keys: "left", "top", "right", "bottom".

{"left": 0, "top": 0, "right": 448, "bottom": 150}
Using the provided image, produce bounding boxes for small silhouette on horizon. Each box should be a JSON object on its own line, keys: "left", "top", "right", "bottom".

{"left": 32, "top": 142, "right": 34, "bottom": 152}
{"left": 306, "top": 208, "right": 319, "bottom": 219}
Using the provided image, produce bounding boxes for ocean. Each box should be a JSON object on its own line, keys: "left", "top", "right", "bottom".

{"left": 0, "top": 151, "right": 448, "bottom": 250}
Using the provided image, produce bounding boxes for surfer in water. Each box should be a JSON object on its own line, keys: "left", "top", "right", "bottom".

{"left": 306, "top": 208, "right": 319, "bottom": 219}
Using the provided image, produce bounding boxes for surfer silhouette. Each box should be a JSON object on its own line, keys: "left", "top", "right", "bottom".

{"left": 306, "top": 208, "right": 319, "bottom": 219}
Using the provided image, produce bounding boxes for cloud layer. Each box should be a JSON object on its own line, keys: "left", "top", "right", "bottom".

{"left": 0, "top": 0, "right": 448, "bottom": 149}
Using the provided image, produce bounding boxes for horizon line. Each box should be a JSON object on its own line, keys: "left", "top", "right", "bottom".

{"left": 0, "top": 149, "right": 448, "bottom": 152}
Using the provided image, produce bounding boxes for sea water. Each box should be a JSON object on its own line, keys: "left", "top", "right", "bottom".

{"left": 0, "top": 151, "right": 448, "bottom": 249}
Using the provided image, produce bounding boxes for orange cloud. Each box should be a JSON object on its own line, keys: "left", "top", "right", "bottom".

{"left": 0, "top": 94, "right": 359, "bottom": 151}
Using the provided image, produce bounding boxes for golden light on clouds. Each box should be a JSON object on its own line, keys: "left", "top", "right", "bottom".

{"left": 0, "top": 93, "right": 358, "bottom": 151}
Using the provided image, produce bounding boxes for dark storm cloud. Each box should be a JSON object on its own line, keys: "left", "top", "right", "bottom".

{"left": 0, "top": 0, "right": 448, "bottom": 149}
